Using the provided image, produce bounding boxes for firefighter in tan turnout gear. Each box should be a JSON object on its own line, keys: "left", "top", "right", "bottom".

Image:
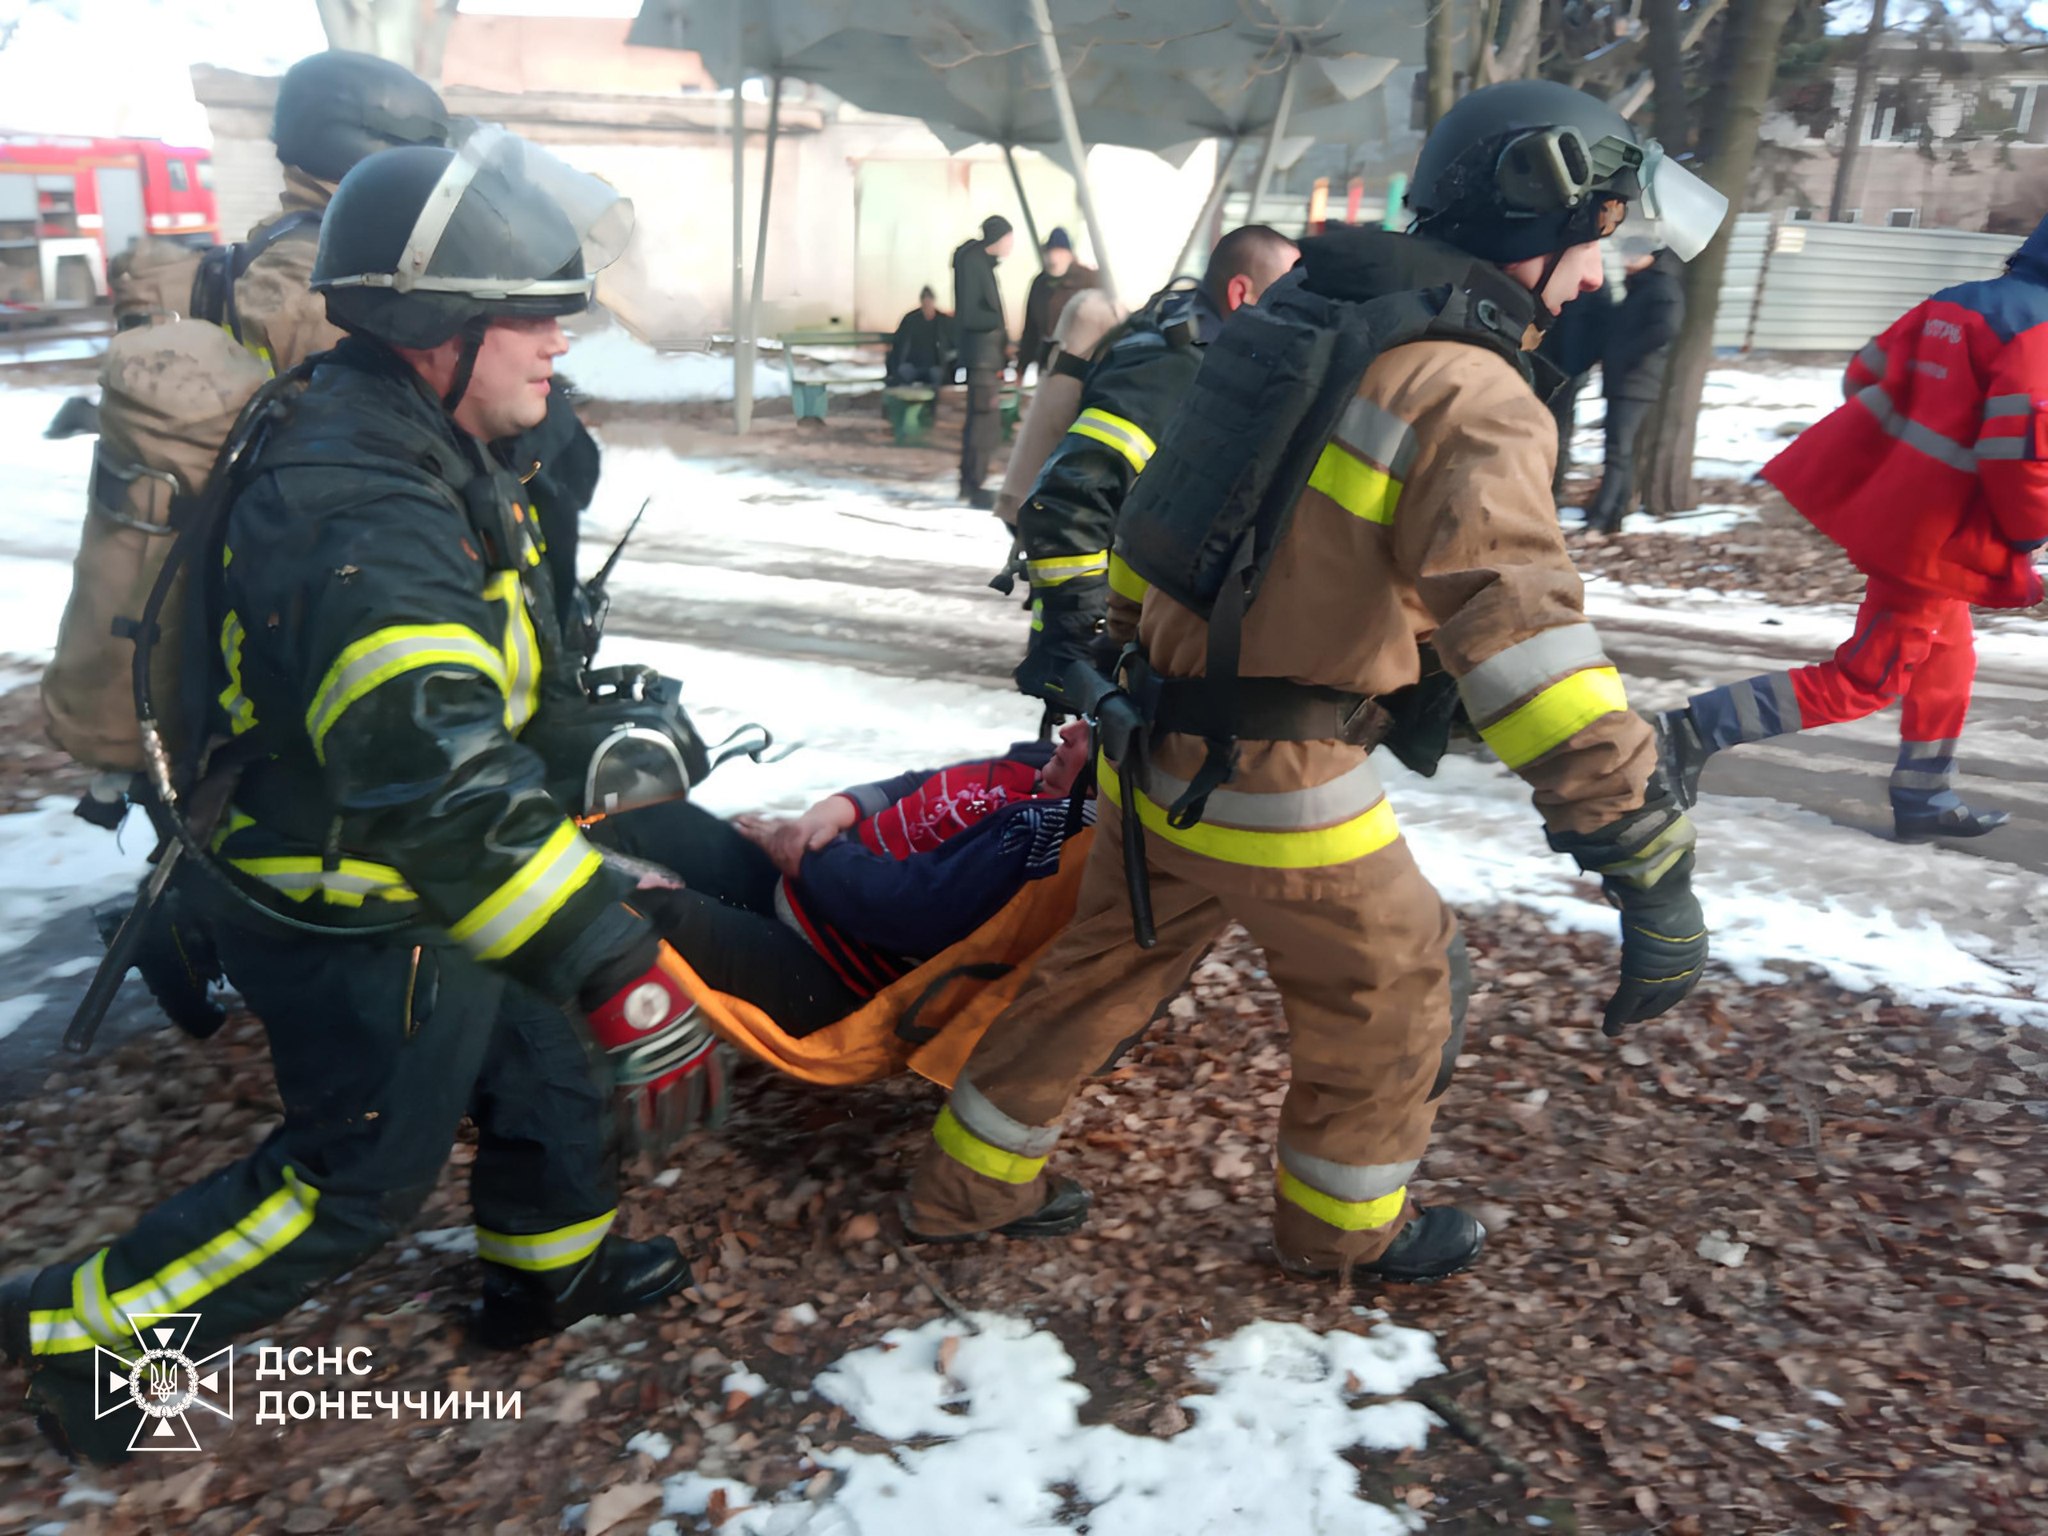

{"left": 906, "top": 81, "right": 1732, "bottom": 1283}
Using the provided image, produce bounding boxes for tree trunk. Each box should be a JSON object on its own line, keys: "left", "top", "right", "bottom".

{"left": 1643, "top": 0, "right": 1692, "bottom": 152}
{"left": 1492, "top": 0, "right": 1543, "bottom": 84}
{"left": 314, "top": 0, "right": 459, "bottom": 83}
{"left": 1829, "top": 0, "right": 1888, "bottom": 221}
{"left": 1426, "top": 0, "right": 1459, "bottom": 128}
{"left": 1643, "top": 0, "right": 1800, "bottom": 515}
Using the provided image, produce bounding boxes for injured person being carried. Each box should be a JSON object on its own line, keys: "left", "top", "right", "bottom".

{"left": 597, "top": 721, "right": 1095, "bottom": 1041}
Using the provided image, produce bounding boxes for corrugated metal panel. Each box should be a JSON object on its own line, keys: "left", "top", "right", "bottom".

{"left": 1712, "top": 213, "right": 1771, "bottom": 350}
{"left": 1745, "top": 221, "right": 2019, "bottom": 352}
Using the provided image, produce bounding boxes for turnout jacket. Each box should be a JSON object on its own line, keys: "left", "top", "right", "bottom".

{"left": 1763, "top": 222, "right": 2048, "bottom": 610}
{"left": 232, "top": 167, "right": 343, "bottom": 376}
{"left": 1019, "top": 287, "right": 1223, "bottom": 644}
{"left": 1133, "top": 233, "right": 1657, "bottom": 846}
{"left": 212, "top": 339, "right": 647, "bottom": 1001}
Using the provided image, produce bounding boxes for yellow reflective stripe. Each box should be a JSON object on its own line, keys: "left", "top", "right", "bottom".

{"left": 1098, "top": 749, "right": 1401, "bottom": 870}
{"left": 475, "top": 1210, "right": 616, "bottom": 1272}
{"left": 28, "top": 1305, "right": 93, "bottom": 1356}
{"left": 227, "top": 854, "right": 417, "bottom": 907}
{"left": 1277, "top": 1170, "right": 1407, "bottom": 1232}
{"left": 306, "top": 624, "right": 507, "bottom": 762}
{"left": 448, "top": 820, "right": 602, "bottom": 961}
{"left": 1070, "top": 407, "right": 1156, "bottom": 473}
{"left": 1594, "top": 816, "right": 1697, "bottom": 890}
{"left": 1026, "top": 550, "right": 1110, "bottom": 587}
{"left": 485, "top": 570, "right": 541, "bottom": 735}
{"left": 1106, "top": 551, "right": 1149, "bottom": 603}
{"left": 217, "top": 612, "right": 258, "bottom": 737}
{"left": 1307, "top": 442, "right": 1401, "bottom": 526}
{"left": 1477, "top": 666, "right": 1630, "bottom": 769}
{"left": 1030, "top": 598, "right": 1045, "bottom": 632}
{"left": 60, "top": 1170, "right": 321, "bottom": 1351}
{"left": 932, "top": 1106, "right": 1048, "bottom": 1184}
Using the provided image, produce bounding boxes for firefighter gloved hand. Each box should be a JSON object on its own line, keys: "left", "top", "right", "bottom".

{"left": 1600, "top": 851, "right": 1708, "bottom": 1036}
{"left": 1550, "top": 801, "right": 1709, "bottom": 1037}
{"left": 583, "top": 941, "right": 730, "bottom": 1153}
{"left": 1014, "top": 585, "right": 1109, "bottom": 704}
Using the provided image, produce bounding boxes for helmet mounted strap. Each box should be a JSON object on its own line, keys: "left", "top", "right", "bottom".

{"left": 442, "top": 313, "right": 491, "bottom": 414}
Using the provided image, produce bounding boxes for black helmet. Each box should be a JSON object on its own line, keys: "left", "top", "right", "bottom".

{"left": 1409, "top": 80, "right": 1725, "bottom": 266}
{"left": 272, "top": 51, "right": 449, "bottom": 183}
{"left": 313, "top": 128, "right": 634, "bottom": 350}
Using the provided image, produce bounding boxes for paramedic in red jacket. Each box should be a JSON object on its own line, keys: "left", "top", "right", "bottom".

{"left": 1656, "top": 217, "right": 2048, "bottom": 840}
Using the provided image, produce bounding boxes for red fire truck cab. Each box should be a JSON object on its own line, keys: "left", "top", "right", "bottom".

{"left": 0, "top": 136, "right": 218, "bottom": 307}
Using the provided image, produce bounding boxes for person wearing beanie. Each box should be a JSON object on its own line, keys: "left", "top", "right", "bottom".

{"left": 1018, "top": 225, "right": 1103, "bottom": 377}
{"left": 953, "top": 213, "right": 1017, "bottom": 507}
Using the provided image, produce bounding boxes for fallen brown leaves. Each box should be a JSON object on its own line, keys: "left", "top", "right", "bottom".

{"left": 3, "top": 903, "right": 2045, "bottom": 1535}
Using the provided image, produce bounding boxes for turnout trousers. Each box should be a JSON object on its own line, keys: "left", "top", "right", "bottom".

{"left": 1685, "top": 575, "right": 1977, "bottom": 816}
{"left": 22, "top": 921, "right": 617, "bottom": 1371}
{"left": 907, "top": 794, "right": 1463, "bottom": 1271}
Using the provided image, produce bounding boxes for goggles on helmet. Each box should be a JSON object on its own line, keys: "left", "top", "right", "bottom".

{"left": 1493, "top": 126, "right": 1726, "bottom": 263}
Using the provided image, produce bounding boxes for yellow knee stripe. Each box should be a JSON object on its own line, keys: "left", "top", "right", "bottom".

{"left": 1277, "top": 1170, "right": 1407, "bottom": 1232}
{"left": 933, "top": 1107, "right": 1048, "bottom": 1185}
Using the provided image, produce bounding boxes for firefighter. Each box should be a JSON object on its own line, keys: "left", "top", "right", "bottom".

{"left": 1, "top": 132, "right": 718, "bottom": 1465}
{"left": 904, "top": 81, "right": 1726, "bottom": 1284}
{"left": 1654, "top": 215, "right": 2048, "bottom": 839}
{"left": 219, "top": 50, "right": 451, "bottom": 375}
{"left": 1010, "top": 224, "right": 1301, "bottom": 705}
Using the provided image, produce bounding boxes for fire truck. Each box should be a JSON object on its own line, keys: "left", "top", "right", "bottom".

{"left": 0, "top": 136, "right": 218, "bottom": 308}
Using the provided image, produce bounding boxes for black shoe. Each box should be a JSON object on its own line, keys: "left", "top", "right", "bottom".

{"left": 967, "top": 488, "right": 997, "bottom": 512}
{"left": 903, "top": 1176, "right": 1093, "bottom": 1245}
{"left": 472, "top": 1234, "right": 691, "bottom": 1349}
{"left": 1, "top": 1270, "right": 136, "bottom": 1466}
{"left": 1651, "top": 707, "right": 1713, "bottom": 810}
{"left": 1285, "top": 1205, "right": 1487, "bottom": 1287}
{"left": 95, "top": 886, "right": 228, "bottom": 1040}
{"left": 1894, "top": 803, "right": 2010, "bottom": 842}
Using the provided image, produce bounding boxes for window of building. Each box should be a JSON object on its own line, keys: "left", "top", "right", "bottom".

{"left": 1838, "top": 209, "right": 1862, "bottom": 223}
{"left": 1886, "top": 208, "right": 1919, "bottom": 228}
{"left": 1789, "top": 206, "right": 1816, "bottom": 221}
{"left": 167, "top": 160, "right": 188, "bottom": 192}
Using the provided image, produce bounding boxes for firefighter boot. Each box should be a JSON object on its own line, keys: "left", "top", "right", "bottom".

{"left": 472, "top": 1234, "right": 691, "bottom": 1349}
{"left": 1651, "top": 707, "right": 1714, "bottom": 810}
{"left": 903, "top": 1176, "right": 1094, "bottom": 1245}
{"left": 1893, "top": 802, "right": 2010, "bottom": 842}
{"left": 1, "top": 1270, "right": 138, "bottom": 1467}
{"left": 1284, "top": 1205, "right": 1488, "bottom": 1287}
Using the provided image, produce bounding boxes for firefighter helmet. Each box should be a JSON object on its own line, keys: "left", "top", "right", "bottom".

{"left": 272, "top": 51, "right": 449, "bottom": 183}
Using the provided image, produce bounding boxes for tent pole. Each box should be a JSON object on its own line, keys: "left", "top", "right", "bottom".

{"left": 1246, "top": 48, "right": 1299, "bottom": 228}
{"left": 1002, "top": 143, "right": 1043, "bottom": 256}
{"left": 1026, "top": 0, "right": 1115, "bottom": 305}
{"left": 1175, "top": 136, "right": 1240, "bottom": 277}
{"left": 730, "top": 2, "right": 750, "bottom": 434}
{"left": 745, "top": 73, "right": 783, "bottom": 433}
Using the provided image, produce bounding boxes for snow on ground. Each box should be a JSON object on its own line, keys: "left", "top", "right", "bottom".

{"left": 610, "top": 1312, "right": 1442, "bottom": 1536}
{"left": 0, "top": 799, "right": 149, "bottom": 975}
{"left": 563, "top": 326, "right": 893, "bottom": 406}
{"left": 1566, "top": 364, "right": 1842, "bottom": 484}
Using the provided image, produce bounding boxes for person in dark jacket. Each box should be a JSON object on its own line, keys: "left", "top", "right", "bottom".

{"left": 889, "top": 285, "right": 957, "bottom": 386}
{"left": 627, "top": 722, "right": 1094, "bottom": 1034}
{"left": 953, "top": 214, "right": 1015, "bottom": 508}
{"left": 0, "top": 132, "right": 704, "bottom": 1466}
{"left": 1535, "top": 273, "right": 1610, "bottom": 502}
{"left": 1018, "top": 227, "right": 1102, "bottom": 376}
{"left": 1586, "top": 244, "right": 1685, "bottom": 532}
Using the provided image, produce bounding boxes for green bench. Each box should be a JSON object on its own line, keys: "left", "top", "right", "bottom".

{"left": 883, "top": 385, "right": 938, "bottom": 445}
{"left": 776, "top": 328, "right": 889, "bottom": 422}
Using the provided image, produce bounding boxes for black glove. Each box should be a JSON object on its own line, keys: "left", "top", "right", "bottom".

{"left": 1550, "top": 797, "right": 1709, "bottom": 1037}
{"left": 1014, "top": 587, "right": 1108, "bottom": 704}
{"left": 1601, "top": 852, "right": 1708, "bottom": 1036}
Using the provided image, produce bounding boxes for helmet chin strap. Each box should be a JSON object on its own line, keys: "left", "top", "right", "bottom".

{"left": 1527, "top": 248, "right": 1568, "bottom": 333}
{"left": 441, "top": 314, "right": 492, "bottom": 415}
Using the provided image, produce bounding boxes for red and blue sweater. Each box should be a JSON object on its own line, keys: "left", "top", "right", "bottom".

{"left": 775, "top": 743, "right": 1092, "bottom": 997}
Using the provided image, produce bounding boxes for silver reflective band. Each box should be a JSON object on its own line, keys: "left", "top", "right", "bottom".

{"left": 1975, "top": 437, "right": 2030, "bottom": 461}
{"left": 1890, "top": 768, "right": 1956, "bottom": 790}
{"left": 1136, "top": 754, "right": 1385, "bottom": 830}
{"left": 1333, "top": 397, "right": 1419, "bottom": 479}
{"left": 1855, "top": 385, "right": 1978, "bottom": 475}
{"left": 1983, "top": 393, "right": 2032, "bottom": 419}
{"left": 317, "top": 272, "right": 597, "bottom": 299}
{"left": 399, "top": 142, "right": 481, "bottom": 288}
{"left": 951, "top": 1074, "right": 1062, "bottom": 1158}
{"left": 1457, "top": 624, "right": 1610, "bottom": 723}
{"left": 1277, "top": 1145, "right": 1418, "bottom": 1203}
{"left": 1856, "top": 342, "right": 1888, "bottom": 380}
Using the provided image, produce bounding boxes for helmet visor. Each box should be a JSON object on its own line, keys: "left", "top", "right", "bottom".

{"left": 1634, "top": 143, "right": 1728, "bottom": 262}
{"left": 333, "top": 126, "right": 635, "bottom": 301}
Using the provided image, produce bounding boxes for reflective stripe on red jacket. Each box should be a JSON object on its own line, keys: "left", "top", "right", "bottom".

{"left": 1762, "top": 246, "right": 2048, "bottom": 609}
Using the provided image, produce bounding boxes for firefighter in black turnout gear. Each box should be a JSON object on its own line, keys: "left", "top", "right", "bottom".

{"left": 1011, "top": 226, "right": 1301, "bottom": 705}
{"left": 1, "top": 132, "right": 712, "bottom": 1466}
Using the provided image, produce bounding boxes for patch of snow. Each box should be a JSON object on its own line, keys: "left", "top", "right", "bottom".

{"left": 0, "top": 798, "right": 147, "bottom": 965}
{"left": 721, "top": 1367, "right": 770, "bottom": 1399}
{"left": 566, "top": 328, "right": 795, "bottom": 404}
{"left": 1811, "top": 1389, "right": 1846, "bottom": 1408}
{"left": 665, "top": 1313, "right": 1441, "bottom": 1535}
{"left": 782, "top": 1303, "right": 820, "bottom": 1327}
{"left": 58, "top": 1482, "right": 119, "bottom": 1508}
{"left": 411, "top": 1227, "right": 478, "bottom": 1258}
{"left": 1696, "top": 1232, "right": 1751, "bottom": 1269}
{"left": 0, "top": 993, "right": 48, "bottom": 1043}
{"left": 627, "top": 1430, "right": 674, "bottom": 1461}
{"left": 40, "top": 956, "right": 100, "bottom": 981}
